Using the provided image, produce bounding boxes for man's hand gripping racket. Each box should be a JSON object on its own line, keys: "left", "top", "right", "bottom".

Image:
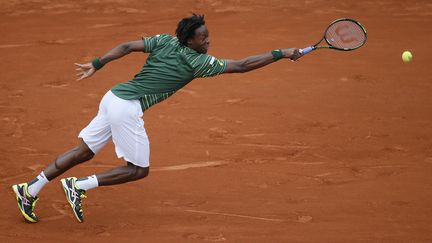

{"left": 299, "top": 18, "right": 367, "bottom": 56}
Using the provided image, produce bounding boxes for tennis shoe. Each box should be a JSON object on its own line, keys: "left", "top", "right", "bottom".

{"left": 12, "top": 183, "right": 39, "bottom": 223}
{"left": 61, "top": 177, "right": 86, "bottom": 223}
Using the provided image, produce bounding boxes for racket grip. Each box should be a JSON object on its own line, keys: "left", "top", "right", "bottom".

{"left": 299, "top": 46, "right": 314, "bottom": 55}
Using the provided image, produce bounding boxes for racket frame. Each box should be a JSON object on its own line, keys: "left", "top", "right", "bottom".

{"left": 300, "top": 18, "right": 367, "bottom": 54}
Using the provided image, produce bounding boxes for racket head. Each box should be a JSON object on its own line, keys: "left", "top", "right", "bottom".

{"left": 323, "top": 18, "right": 367, "bottom": 51}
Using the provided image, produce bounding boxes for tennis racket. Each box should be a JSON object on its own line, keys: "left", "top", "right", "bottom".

{"left": 300, "top": 18, "right": 367, "bottom": 55}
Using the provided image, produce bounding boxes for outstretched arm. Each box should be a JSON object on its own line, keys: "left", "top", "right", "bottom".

{"left": 75, "top": 40, "right": 145, "bottom": 81}
{"left": 224, "top": 48, "right": 302, "bottom": 74}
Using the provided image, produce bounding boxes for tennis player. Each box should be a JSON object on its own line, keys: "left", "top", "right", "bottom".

{"left": 12, "top": 14, "right": 302, "bottom": 223}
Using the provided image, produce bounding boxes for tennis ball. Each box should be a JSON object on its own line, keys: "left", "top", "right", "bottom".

{"left": 402, "top": 51, "right": 413, "bottom": 63}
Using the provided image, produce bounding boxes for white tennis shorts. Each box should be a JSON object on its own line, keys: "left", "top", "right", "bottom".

{"left": 78, "top": 90, "right": 150, "bottom": 167}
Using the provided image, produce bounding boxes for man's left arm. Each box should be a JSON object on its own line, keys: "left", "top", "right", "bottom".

{"left": 75, "top": 40, "right": 145, "bottom": 81}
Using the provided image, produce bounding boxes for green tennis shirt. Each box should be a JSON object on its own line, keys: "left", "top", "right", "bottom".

{"left": 111, "top": 34, "right": 227, "bottom": 111}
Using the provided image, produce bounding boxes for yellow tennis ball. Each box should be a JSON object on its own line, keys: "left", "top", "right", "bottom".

{"left": 402, "top": 51, "right": 413, "bottom": 63}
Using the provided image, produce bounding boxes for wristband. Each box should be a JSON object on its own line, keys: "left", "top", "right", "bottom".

{"left": 271, "top": 49, "right": 283, "bottom": 61}
{"left": 91, "top": 58, "right": 104, "bottom": 70}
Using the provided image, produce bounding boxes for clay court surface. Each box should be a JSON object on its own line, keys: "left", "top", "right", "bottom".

{"left": 1, "top": 0, "right": 432, "bottom": 242}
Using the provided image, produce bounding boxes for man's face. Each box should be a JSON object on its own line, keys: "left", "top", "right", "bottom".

{"left": 187, "top": 25, "right": 210, "bottom": 54}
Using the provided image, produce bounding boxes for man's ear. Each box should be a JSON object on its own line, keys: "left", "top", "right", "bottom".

{"left": 187, "top": 38, "right": 193, "bottom": 46}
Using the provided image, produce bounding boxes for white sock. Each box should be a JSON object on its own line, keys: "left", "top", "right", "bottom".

{"left": 75, "top": 175, "right": 99, "bottom": 191}
{"left": 27, "top": 171, "right": 49, "bottom": 197}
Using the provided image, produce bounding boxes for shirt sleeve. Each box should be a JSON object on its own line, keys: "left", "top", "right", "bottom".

{"left": 142, "top": 34, "right": 171, "bottom": 53}
{"left": 192, "top": 54, "right": 227, "bottom": 78}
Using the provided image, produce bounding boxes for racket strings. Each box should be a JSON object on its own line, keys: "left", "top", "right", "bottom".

{"left": 325, "top": 21, "right": 366, "bottom": 49}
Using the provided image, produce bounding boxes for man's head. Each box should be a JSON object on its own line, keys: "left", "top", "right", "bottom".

{"left": 176, "top": 14, "right": 209, "bottom": 54}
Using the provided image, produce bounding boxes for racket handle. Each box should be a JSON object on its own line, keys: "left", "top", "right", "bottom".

{"left": 299, "top": 46, "right": 315, "bottom": 55}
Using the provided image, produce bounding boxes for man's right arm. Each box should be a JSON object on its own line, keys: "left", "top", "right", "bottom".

{"left": 223, "top": 48, "right": 302, "bottom": 74}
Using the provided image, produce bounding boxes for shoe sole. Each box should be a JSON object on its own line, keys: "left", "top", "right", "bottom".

{"left": 12, "top": 185, "right": 37, "bottom": 223}
{"left": 60, "top": 179, "right": 83, "bottom": 223}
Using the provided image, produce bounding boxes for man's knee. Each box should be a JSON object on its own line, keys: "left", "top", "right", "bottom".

{"left": 76, "top": 141, "right": 95, "bottom": 162}
{"left": 134, "top": 166, "right": 149, "bottom": 179}
{"left": 128, "top": 163, "right": 149, "bottom": 180}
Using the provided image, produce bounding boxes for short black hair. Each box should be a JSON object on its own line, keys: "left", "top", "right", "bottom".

{"left": 175, "top": 13, "right": 205, "bottom": 46}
